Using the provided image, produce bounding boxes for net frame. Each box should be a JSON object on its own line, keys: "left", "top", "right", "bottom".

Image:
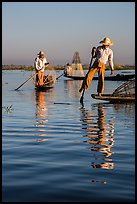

{"left": 113, "top": 77, "right": 135, "bottom": 95}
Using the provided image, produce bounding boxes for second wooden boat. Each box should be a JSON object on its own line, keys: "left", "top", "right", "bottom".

{"left": 64, "top": 73, "right": 135, "bottom": 81}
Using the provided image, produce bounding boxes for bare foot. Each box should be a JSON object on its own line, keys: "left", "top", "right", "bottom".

{"left": 98, "top": 93, "right": 102, "bottom": 97}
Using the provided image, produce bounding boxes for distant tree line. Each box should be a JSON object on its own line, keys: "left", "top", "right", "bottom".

{"left": 2, "top": 64, "right": 135, "bottom": 71}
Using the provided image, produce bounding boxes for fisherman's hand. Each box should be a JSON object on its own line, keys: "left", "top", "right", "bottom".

{"left": 91, "top": 47, "right": 96, "bottom": 57}
{"left": 45, "top": 62, "right": 49, "bottom": 67}
{"left": 110, "top": 70, "right": 114, "bottom": 75}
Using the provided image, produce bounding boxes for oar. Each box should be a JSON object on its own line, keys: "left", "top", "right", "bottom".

{"left": 56, "top": 73, "right": 64, "bottom": 80}
{"left": 79, "top": 56, "right": 93, "bottom": 105}
{"left": 80, "top": 89, "right": 85, "bottom": 107}
{"left": 15, "top": 72, "right": 37, "bottom": 91}
{"left": 79, "top": 47, "right": 96, "bottom": 106}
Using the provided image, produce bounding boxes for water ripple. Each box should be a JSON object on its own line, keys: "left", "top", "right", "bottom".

{"left": 2, "top": 71, "right": 135, "bottom": 202}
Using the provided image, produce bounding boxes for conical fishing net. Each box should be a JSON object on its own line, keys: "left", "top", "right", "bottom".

{"left": 113, "top": 77, "right": 135, "bottom": 95}
{"left": 70, "top": 51, "right": 84, "bottom": 77}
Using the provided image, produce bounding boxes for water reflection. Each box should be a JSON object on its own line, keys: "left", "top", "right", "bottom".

{"left": 64, "top": 80, "right": 82, "bottom": 99}
{"left": 35, "top": 91, "right": 47, "bottom": 119}
{"left": 35, "top": 91, "right": 48, "bottom": 142}
{"left": 80, "top": 103, "right": 115, "bottom": 169}
{"left": 112, "top": 103, "right": 135, "bottom": 117}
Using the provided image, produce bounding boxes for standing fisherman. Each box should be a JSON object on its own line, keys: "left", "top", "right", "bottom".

{"left": 79, "top": 37, "right": 114, "bottom": 97}
{"left": 64, "top": 63, "right": 72, "bottom": 76}
{"left": 34, "top": 51, "right": 49, "bottom": 86}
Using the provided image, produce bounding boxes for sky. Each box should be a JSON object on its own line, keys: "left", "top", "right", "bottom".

{"left": 2, "top": 2, "right": 135, "bottom": 66}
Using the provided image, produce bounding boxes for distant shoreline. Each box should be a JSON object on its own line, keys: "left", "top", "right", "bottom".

{"left": 2, "top": 65, "right": 135, "bottom": 71}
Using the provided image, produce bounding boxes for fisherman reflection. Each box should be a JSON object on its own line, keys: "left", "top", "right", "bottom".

{"left": 35, "top": 91, "right": 48, "bottom": 142}
{"left": 81, "top": 103, "right": 115, "bottom": 169}
{"left": 36, "top": 91, "right": 47, "bottom": 119}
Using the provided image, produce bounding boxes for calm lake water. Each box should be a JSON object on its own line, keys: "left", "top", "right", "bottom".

{"left": 2, "top": 70, "right": 135, "bottom": 202}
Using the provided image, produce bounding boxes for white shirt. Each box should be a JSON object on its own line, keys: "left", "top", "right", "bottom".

{"left": 95, "top": 46, "right": 114, "bottom": 70}
{"left": 34, "top": 57, "right": 47, "bottom": 72}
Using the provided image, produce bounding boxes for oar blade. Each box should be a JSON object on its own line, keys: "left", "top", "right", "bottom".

{"left": 80, "top": 89, "right": 85, "bottom": 107}
{"left": 80, "top": 95, "right": 84, "bottom": 106}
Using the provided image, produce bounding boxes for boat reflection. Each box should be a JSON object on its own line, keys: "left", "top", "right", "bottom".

{"left": 112, "top": 103, "right": 135, "bottom": 117}
{"left": 35, "top": 91, "right": 48, "bottom": 142}
{"left": 80, "top": 103, "right": 115, "bottom": 169}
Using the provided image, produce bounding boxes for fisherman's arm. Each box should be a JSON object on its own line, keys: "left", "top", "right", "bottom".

{"left": 108, "top": 51, "right": 114, "bottom": 75}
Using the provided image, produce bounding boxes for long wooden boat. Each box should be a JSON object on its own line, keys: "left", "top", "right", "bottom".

{"left": 64, "top": 73, "right": 135, "bottom": 81}
{"left": 91, "top": 93, "right": 135, "bottom": 102}
{"left": 35, "top": 75, "right": 55, "bottom": 91}
{"left": 91, "top": 77, "right": 135, "bottom": 102}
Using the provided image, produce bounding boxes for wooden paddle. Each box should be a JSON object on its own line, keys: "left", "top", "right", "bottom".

{"left": 56, "top": 73, "right": 64, "bottom": 80}
{"left": 80, "top": 89, "right": 85, "bottom": 107}
{"left": 15, "top": 72, "right": 37, "bottom": 91}
{"left": 80, "top": 47, "right": 96, "bottom": 106}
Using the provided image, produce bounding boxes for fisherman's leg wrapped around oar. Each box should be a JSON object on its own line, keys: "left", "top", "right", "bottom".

{"left": 79, "top": 61, "right": 105, "bottom": 95}
{"left": 97, "top": 63, "right": 105, "bottom": 94}
{"left": 79, "top": 61, "right": 98, "bottom": 92}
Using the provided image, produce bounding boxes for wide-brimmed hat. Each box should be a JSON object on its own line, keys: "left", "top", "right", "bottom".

{"left": 38, "top": 51, "right": 45, "bottom": 56}
{"left": 99, "top": 37, "right": 113, "bottom": 46}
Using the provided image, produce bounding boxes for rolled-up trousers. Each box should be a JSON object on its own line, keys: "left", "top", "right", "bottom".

{"left": 79, "top": 61, "right": 106, "bottom": 94}
{"left": 36, "top": 70, "right": 44, "bottom": 86}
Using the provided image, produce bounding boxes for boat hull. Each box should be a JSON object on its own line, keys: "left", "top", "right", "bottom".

{"left": 35, "top": 75, "right": 55, "bottom": 91}
{"left": 64, "top": 74, "right": 135, "bottom": 81}
{"left": 91, "top": 93, "right": 135, "bottom": 102}
{"left": 35, "top": 85, "right": 53, "bottom": 92}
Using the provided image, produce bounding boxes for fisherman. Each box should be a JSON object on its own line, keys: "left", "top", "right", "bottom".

{"left": 64, "top": 63, "right": 72, "bottom": 76}
{"left": 79, "top": 37, "right": 114, "bottom": 96}
{"left": 34, "top": 51, "right": 49, "bottom": 86}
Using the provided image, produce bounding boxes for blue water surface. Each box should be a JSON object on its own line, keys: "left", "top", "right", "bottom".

{"left": 2, "top": 70, "right": 135, "bottom": 202}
